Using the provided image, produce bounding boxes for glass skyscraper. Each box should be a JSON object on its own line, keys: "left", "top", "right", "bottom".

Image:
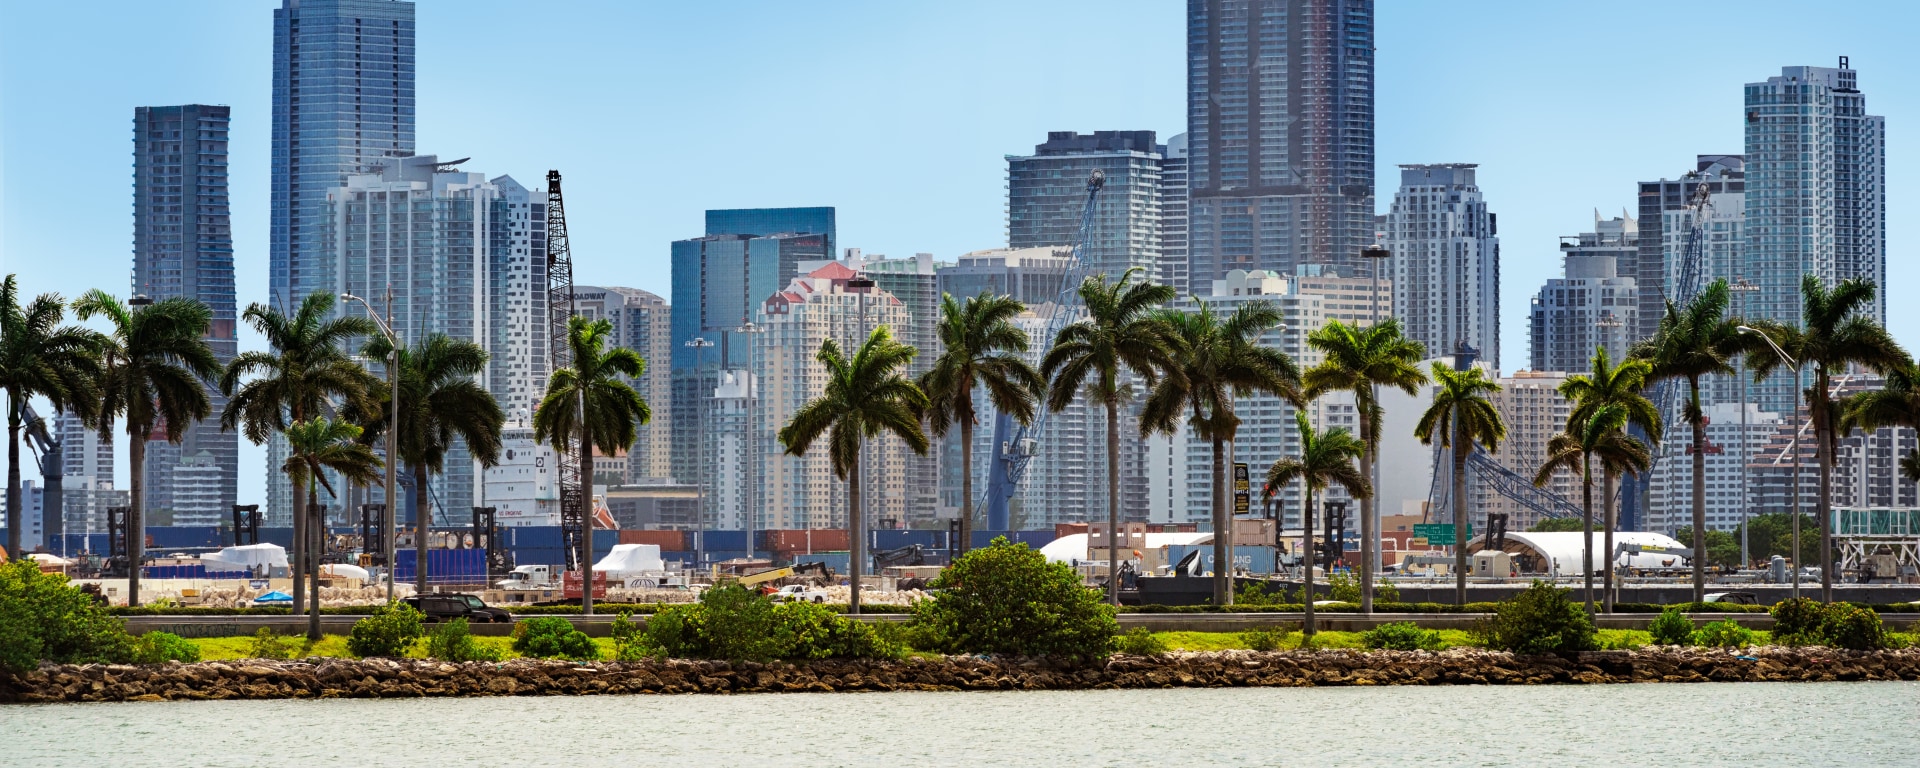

{"left": 704, "top": 207, "right": 835, "bottom": 263}
{"left": 1186, "top": 0, "right": 1376, "bottom": 283}
{"left": 1006, "top": 130, "right": 1164, "bottom": 283}
{"left": 132, "top": 104, "right": 238, "bottom": 526}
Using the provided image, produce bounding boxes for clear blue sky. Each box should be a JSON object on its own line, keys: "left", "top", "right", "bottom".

{"left": 2, "top": 0, "right": 1914, "bottom": 504}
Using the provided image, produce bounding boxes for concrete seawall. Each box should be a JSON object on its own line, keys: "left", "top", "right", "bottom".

{"left": 8, "top": 647, "right": 1919, "bottom": 704}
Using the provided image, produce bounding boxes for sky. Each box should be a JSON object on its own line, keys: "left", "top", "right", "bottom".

{"left": 2, "top": 0, "right": 1915, "bottom": 506}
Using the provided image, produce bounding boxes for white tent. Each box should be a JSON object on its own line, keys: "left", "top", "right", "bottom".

{"left": 1468, "top": 531, "right": 1690, "bottom": 576}
{"left": 593, "top": 544, "right": 664, "bottom": 576}
{"left": 320, "top": 563, "right": 371, "bottom": 581}
{"left": 200, "top": 543, "right": 289, "bottom": 572}
{"left": 1040, "top": 532, "right": 1213, "bottom": 564}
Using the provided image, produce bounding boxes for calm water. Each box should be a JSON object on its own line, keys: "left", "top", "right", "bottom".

{"left": 6, "top": 682, "right": 1916, "bottom": 767}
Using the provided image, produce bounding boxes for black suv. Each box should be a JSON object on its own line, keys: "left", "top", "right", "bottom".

{"left": 402, "top": 593, "right": 512, "bottom": 623}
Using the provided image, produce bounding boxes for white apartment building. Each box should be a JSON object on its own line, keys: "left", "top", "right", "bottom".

{"left": 1388, "top": 163, "right": 1501, "bottom": 370}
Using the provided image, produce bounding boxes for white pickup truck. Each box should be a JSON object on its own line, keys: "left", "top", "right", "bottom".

{"left": 768, "top": 584, "right": 830, "bottom": 603}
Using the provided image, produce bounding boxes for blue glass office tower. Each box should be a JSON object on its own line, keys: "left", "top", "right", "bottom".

{"left": 271, "top": 0, "right": 415, "bottom": 312}
{"left": 705, "top": 207, "right": 835, "bottom": 260}
{"left": 1187, "top": 0, "right": 1375, "bottom": 283}
{"left": 132, "top": 105, "right": 238, "bottom": 527}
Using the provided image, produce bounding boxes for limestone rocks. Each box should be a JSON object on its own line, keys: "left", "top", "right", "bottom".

{"left": 4, "top": 646, "right": 1915, "bottom": 704}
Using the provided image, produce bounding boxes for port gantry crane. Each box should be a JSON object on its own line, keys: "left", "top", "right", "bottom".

{"left": 979, "top": 169, "right": 1105, "bottom": 532}
{"left": 545, "top": 170, "right": 586, "bottom": 572}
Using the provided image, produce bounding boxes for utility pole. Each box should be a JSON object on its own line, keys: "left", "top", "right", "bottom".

{"left": 1730, "top": 278, "right": 1760, "bottom": 569}
{"left": 1358, "top": 244, "right": 1391, "bottom": 615}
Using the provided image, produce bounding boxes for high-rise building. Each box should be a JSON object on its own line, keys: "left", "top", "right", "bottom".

{"left": 856, "top": 251, "right": 947, "bottom": 527}
{"left": 57, "top": 413, "right": 117, "bottom": 544}
{"left": 1158, "top": 133, "right": 1191, "bottom": 296}
{"left": 1186, "top": 0, "right": 1376, "bottom": 283}
{"left": 1528, "top": 214, "right": 1638, "bottom": 375}
{"left": 1475, "top": 371, "right": 1576, "bottom": 532}
{"left": 753, "top": 263, "right": 915, "bottom": 530}
{"left": 1635, "top": 155, "right": 1744, "bottom": 344}
{"left": 317, "top": 155, "right": 549, "bottom": 523}
{"left": 573, "top": 286, "right": 672, "bottom": 482}
{"left": 1387, "top": 164, "right": 1501, "bottom": 371}
{"left": 669, "top": 227, "right": 832, "bottom": 493}
{"left": 1292, "top": 264, "right": 1389, "bottom": 327}
{"left": 131, "top": 104, "right": 238, "bottom": 526}
{"left": 704, "top": 370, "right": 757, "bottom": 531}
{"left": 705, "top": 207, "right": 835, "bottom": 261}
{"left": 1646, "top": 402, "right": 1784, "bottom": 534}
{"left": 936, "top": 247, "right": 1071, "bottom": 307}
{"left": 1007, "top": 131, "right": 1163, "bottom": 282}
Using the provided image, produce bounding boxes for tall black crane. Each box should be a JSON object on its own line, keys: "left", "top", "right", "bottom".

{"left": 546, "top": 170, "right": 585, "bottom": 572}
{"left": 20, "top": 403, "right": 62, "bottom": 552}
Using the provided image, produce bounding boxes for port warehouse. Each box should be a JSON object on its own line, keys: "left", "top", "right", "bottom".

{"left": 10, "top": 526, "right": 1057, "bottom": 583}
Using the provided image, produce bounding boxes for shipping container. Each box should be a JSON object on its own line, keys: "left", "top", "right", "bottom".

{"left": 788, "top": 551, "right": 850, "bottom": 574}
{"left": 148, "top": 526, "right": 226, "bottom": 550}
{"left": 763, "top": 528, "right": 850, "bottom": 553}
{"left": 392, "top": 548, "right": 487, "bottom": 583}
{"left": 1055, "top": 523, "right": 1089, "bottom": 539}
{"left": 1162, "top": 544, "right": 1277, "bottom": 575}
{"left": 618, "top": 529, "right": 688, "bottom": 550}
{"left": 1013, "top": 530, "right": 1054, "bottom": 549}
{"left": 698, "top": 530, "right": 749, "bottom": 551}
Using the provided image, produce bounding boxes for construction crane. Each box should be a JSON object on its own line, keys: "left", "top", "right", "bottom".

{"left": 980, "top": 169, "right": 1106, "bottom": 530}
{"left": 545, "top": 170, "right": 586, "bottom": 572}
{"left": 19, "top": 403, "right": 63, "bottom": 549}
{"left": 1424, "top": 345, "right": 1583, "bottom": 527}
{"left": 1622, "top": 177, "right": 1716, "bottom": 529}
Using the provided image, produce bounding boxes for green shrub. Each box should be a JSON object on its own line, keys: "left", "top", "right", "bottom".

{"left": 511, "top": 617, "right": 598, "bottom": 660}
{"left": 426, "top": 618, "right": 504, "bottom": 662}
{"left": 1362, "top": 621, "right": 1443, "bottom": 651}
{"left": 1648, "top": 608, "right": 1695, "bottom": 646}
{"left": 1692, "top": 619, "right": 1755, "bottom": 648}
{"left": 773, "top": 601, "right": 902, "bottom": 660}
{"left": 246, "top": 627, "right": 297, "bottom": 660}
{"left": 1822, "top": 603, "right": 1894, "bottom": 651}
{"left": 1376, "top": 582, "right": 1402, "bottom": 603}
{"left": 1769, "top": 597, "right": 1826, "bottom": 644}
{"left": 130, "top": 632, "right": 201, "bottom": 664}
{"left": 346, "top": 603, "right": 425, "bottom": 658}
{"left": 609, "top": 612, "right": 655, "bottom": 661}
{"left": 1113, "top": 628, "right": 1167, "bottom": 656}
{"left": 1475, "top": 580, "right": 1596, "bottom": 655}
{"left": 1235, "top": 581, "right": 1288, "bottom": 606}
{"left": 630, "top": 585, "right": 901, "bottom": 661}
{"left": 1326, "top": 572, "right": 1401, "bottom": 605}
{"left": 0, "top": 559, "right": 137, "bottom": 674}
{"left": 1241, "top": 624, "right": 1297, "bottom": 651}
{"left": 910, "top": 537, "right": 1118, "bottom": 658}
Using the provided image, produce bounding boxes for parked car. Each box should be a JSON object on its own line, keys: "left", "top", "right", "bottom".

{"left": 402, "top": 593, "right": 513, "bottom": 623}
{"left": 767, "top": 584, "right": 830, "bottom": 603}
{"left": 1702, "top": 591, "right": 1759, "bottom": 605}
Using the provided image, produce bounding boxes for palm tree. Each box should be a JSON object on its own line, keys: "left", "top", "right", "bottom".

{"left": 1630, "top": 279, "right": 1746, "bottom": 604}
{"left": 1040, "top": 269, "right": 1177, "bottom": 603}
{"left": 779, "top": 325, "right": 929, "bottom": 615}
{"left": 359, "top": 333, "right": 505, "bottom": 600}
{"left": 1556, "top": 346, "right": 1661, "bottom": 612}
{"left": 1843, "top": 362, "right": 1920, "bottom": 477}
{"left": 221, "top": 291, "right": 379, "bottom": 616}
{"left": 73, "top": 291, "right": 219, "bottom": 607}
{"left": 1263, "top": 410, "right": 1368, "bottom": 637}
{"left": 282, "top": 417, "right": 383, "bottom": 639}
{"left": 533, "top": 315, "right": 649, "bottom": 615}
{"left": 1302, "top": 318, "right": 1427, "bottom": 614}
{"left": 1413, "top": 361, "right": 1505, "bottom": 606}
{"left": 1534, "top": 404, "right": 1651, "bottom": 614}
{"left": 1743, "top": 275, "right": 1909, "bottom": 602}
{"left": 1141, "top": 298, "right": 1300, "bottom": 606}
{"left": 0, "top": 276, "right": 103, "bottom": 560}
{"left": 918, "top": 292, "right": 1043, "bottom": 563}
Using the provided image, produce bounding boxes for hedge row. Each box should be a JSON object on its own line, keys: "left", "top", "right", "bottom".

{"left": 1120, "top": 601, "right": 1772, "bottom": 614}
{"left": 106, "top": 600, "right": 1911, "bottom": 617}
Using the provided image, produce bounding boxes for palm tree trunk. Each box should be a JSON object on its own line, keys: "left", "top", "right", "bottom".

{"left": 1814, "top": 371, "right": 1833, "bottom": 603}
{"left": 1690, "top": 379, "right": 1706, "bottom": 605}
{"left": 290, "top": 473, "right": 306, "bottom": 615}
{"left": 1106, "top": 399, "right": 1121, "bottom": 607}
{"left": 128, "top": 435, "right": 146, "bottom": 607}
{"left": 959, "top": 416, "right": 973, "bottom": 559}
{"left": 848, "top": 452, "right": 863, "bottom": 616}
{"left": 307, "top": 479, "right": 322, "bottom": 641}
{"left": 1581, "top": 456, "right": 1594, "bottom": 615}
{"left": 1210, "top": 435, "right": 1230, "bottom": 606}
{"left": 414, "top": 462, "right": 431, "bottom": 602}
{"left": 5, "top": 401, "right": 20, "bottom": 566}
{"left": 1452, "top": 424, "right": 1468, "bottom": 606}
{"left": 1302, "top": 483, "right": 1316, "bottom": 637}
{"left": 1359, "top": 418, "right": 1376, "bottom": 616}
{"left": 581, "top": 447, "right": 596, "bottom": 616}
{"left": 1602, "top": 465, "right": 1617, "bottom": 614}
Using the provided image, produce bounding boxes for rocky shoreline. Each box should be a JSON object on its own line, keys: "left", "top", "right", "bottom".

{"left": 6, "top": 647, "right": 1917, "bottom": 704}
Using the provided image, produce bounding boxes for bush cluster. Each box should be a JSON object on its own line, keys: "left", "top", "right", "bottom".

{"left": 1113, "top": 628, "right": 1167, "bottom": 656}
{"left": 427, "top": 618, "right": 504, "bottom": 662}
{"left": 1475, "top": 581, "right": 1596, "bottom": 655}
{"left": 1326, "top": 572, "right": 1401, "bottom": 604}
{"left": 346, "top": 603, "right": 425, "bottom": 658}
{"left": 130, "top": 631, "right": 201, "bottom": 664}
{"left": 1362, "top": 621, "right": 1443, "bottom": 651}
{"left": 909, "top": 537, "right": 1117, "bottom": 659}
{"left": 1769, "top": 597, "right": 1900, "bottom": 650}
{"left": 1693, "top": 619, "right": 1756, "bottom": 648}
{"left": 630, "top": 585, "right": 900, "bottom": 662}
{"left": 0, "top": 559, "right": 138, "bottom": 674}
{"left": 1648, "top": 608, "right": 1695, "bottom": 646}
{"left": 246, "top": 628, "right": 298, "bottom": 660}
{"left": 512, "top": 617, "right": 599, "bottom": 660}
{"left": 1240, "top": 624, "right": 1297, "bottom": 651}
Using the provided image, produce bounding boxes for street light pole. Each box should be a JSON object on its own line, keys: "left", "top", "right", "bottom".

{"left": 1740, "top": 325, "right": 1801, "bottom": 598}
{"left": 343, "top": 292, "right": 400, "bottom": 601}
{"left": 1729, "top": 278, "right": 1761, "bottom": 568}
{"left": 1357, "top": 245, "right": 1390, "bottom": 615}
{"left": 685, "top": 337, "right": 715, "bottom": 565}
{"left": 735, "top": 322, "right": 767, "bottom": 563}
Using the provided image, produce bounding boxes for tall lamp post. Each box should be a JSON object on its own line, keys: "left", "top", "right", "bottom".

{"left": 1357, "top": 245, "right": 1390, "bottom": 613}
{"left": 735, "top": 322, "right": 767, "bottom": 562}
{"left": 342, "top": 291, "right": 400, "bottom": 600}
{"left": 1740, "top": 325, "right": 1802, "bottom": 599}
{"left": 685, "top": 336, "right": 715, "bottom": 565}
{"left": 1729, "top": 278, "right": 1761, "bottom": 568}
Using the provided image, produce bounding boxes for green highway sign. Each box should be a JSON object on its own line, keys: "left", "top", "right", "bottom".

{"left": 1412, "top": 523, "right": 1473, "bottom": 542}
